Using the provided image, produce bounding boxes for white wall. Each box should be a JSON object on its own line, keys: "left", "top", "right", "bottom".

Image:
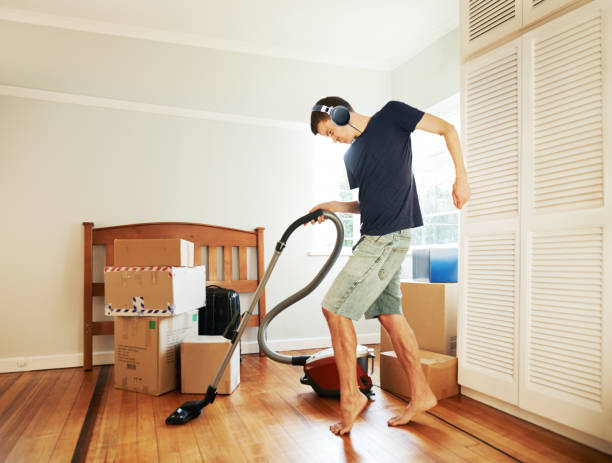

{"left": 0, "top": 19, "right": 391, "bottom": 370}
{"left": 0, "top": 19, "right": 459, "bottom": 371}
{"left": 391, "top": 28, "right": 460, "bottom": 110}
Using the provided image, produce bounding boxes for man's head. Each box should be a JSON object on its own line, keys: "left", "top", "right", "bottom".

{"left": 310, "top": 96, "right": 357, "bottom": 144}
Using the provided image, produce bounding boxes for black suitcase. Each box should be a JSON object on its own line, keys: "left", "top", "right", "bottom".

{"left": 199, "top": 285, "right": 240, "bottom": 338}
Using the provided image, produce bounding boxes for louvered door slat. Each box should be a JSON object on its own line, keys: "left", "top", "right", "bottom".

{"left": 517, "top": 5, "right": 609, "bottom": 422}
{"left": 460, "top": 228, "right": 519, "bottom": 402}
{"left": 535, "top": 32, "right": 600, "bottom": 70}
{"left": 468, "top": 104, "right": 518, "bottom": 127}
{"left": 467, "top": 75, "right": 516, "bottom": 102}
{"left": 532, "top": 340, "right": 601, "bottom": 365}
{"left": 526, "top": 228, "right": 603, "bottom": 408}
{"left": 535, "top": 118, "right": 601, "bottom": 145}
{"left": 460, "top": 39, "right": 521, "bottom": 405}
{"left": 467, "top": 93, "right": 516, "bottom": 117}
{"left": 468, "top": 137, "right": 516, "bottom": 158}
{"left": 535, "top": 87, "right": 601, "bottom": 118}
{"left": 466, "top": 117, "right": 517, "bottom": 141}
{"left": 535, "top": 69, "right": 601, "bottom": 103}
{"left": 465, "top": 46, "right": 519, "bottom": 222}
{"left": 534, "top": 17, "right": 600, "bottom": 55}
{"left": 530, "top": 373, "right": 600, "bottom": 401}
{"left": 469, "top": 152, "right": 517, "bottom": 170}
{"left": 469, "top": 0, "right": 516, "bottom": 41}
{"left": 532, "top": 313, "right": 601, "bottom": 329}
{"left": 468, "top": 60, "right": 516, "bottom": 84}
{"left": 470, "top": 174, "right": 517, "bottom": 191}
{"left": 466, "top": 337, "right": 514, "bottom": 356}
{"left": 533, "top": 166, "right": 600, "bottom": 188}
{"left": 532, "top": 14, "right": 603, "bottom": 213}
{"left": 532, "top": 347, "right": 600, "bottom": 370}
{"left": 467, "top": 307, "right": 514, "bottom": 322}
{"left": 536, "top": 49, "right": 601, "bottom": 84}
{"left": 467, "top": 132, "right": 516, "bottom": 153}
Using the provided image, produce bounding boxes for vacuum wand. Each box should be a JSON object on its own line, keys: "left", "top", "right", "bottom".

{"left": 257, "top": 211, "right": 343, "bottom": 365}
{"left": 166, "top": 209, "right": 341, "bottom": 425}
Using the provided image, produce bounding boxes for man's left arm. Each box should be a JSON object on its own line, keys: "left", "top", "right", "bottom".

{"left": 415, "top": 113, "right": 471, "bottom": 210}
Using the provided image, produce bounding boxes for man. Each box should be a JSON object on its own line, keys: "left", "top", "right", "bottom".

{"left": 308, "top": 96, "right": 470, "bottom": 436}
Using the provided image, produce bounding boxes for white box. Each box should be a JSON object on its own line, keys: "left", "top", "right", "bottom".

{"left": 104, "top": 265, "right": 206, "bottom": 316}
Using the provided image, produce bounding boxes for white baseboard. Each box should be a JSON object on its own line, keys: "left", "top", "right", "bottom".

{"left": 0, "top": 351, "right": 114, "bottom": 373}
{"left": 0, "top": 332, "right": 381, "bottom": 373}
{"left": 461, "top": 386, "right": 612, "bottom": 456}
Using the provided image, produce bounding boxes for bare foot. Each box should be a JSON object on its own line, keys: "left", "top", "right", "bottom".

{"left": 330, "top": 391, "right": 369, "bottom": 435}
{"left": 387, "top": 388, "right": 437, "bottom": 426}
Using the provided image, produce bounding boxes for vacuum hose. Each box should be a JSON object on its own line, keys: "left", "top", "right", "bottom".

{"left": 257, "top": 209, "right": 344, "bottom": 365}
{"left": 165, "top": 209, "right": 344, "bottom": 425}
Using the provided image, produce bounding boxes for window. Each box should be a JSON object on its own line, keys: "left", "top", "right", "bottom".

{"left": 311, "top": 136, "right": 359, "bottom": 254}
{"left": 411, "top": 93, "right": 460, "bottom": 247}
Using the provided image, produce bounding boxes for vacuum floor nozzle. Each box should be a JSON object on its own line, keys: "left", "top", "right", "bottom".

{"left": 166, "top": 386, "right": 216, "bottom": 425}
{"left": 166, "top": 400, "right": 204, "bottom": 425}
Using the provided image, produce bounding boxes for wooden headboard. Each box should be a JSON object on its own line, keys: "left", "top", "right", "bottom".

{"left": 82, "top": 221, "right": 266, "bottom": 371}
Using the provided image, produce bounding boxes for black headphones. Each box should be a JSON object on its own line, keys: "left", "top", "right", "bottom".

{"left": 311, "top": 104, "right": 351, "bottom": 126}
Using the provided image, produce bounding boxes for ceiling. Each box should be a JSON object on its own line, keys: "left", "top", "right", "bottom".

{"left": 0, "top": 0, "right": 459, "bottom": 71}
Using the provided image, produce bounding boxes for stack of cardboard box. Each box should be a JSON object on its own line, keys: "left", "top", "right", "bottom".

{"left": 380, "top": 280, "right": 460, "bottom": 401}
{"left": 104, "top": 238, "right": 205, "bottom": 396}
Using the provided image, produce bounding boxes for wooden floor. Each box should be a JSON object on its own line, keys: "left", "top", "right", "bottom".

{"left": 1, "top": 346, "right": 610, "bottom": 463}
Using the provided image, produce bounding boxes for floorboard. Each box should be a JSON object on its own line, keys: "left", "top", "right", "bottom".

{"left": 0, "top": 346, "right": 609, "bottom": 463}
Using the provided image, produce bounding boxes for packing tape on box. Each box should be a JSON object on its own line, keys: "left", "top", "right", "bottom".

{"left": 105, "top": 266, "right": 175, "bottom": 316}
{"left": 105, "top": 297, "right": 175, "bottom": 316}
{"left": 104, "top": 266, "right": 173, "bottom": 276}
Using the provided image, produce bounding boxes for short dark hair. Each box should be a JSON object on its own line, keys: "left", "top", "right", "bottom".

{"left": 310, "top": 96, "right": 354, "bottom": 135}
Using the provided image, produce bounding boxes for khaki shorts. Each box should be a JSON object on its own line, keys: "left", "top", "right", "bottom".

{"left": 322, "top": 229, "right": 412, "bottom": 321}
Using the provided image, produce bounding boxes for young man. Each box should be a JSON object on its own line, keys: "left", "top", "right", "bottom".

{"left": 308, "top": 96, "right": 471, "bottom": 436}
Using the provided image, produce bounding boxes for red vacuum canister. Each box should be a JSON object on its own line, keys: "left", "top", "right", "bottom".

{"left": 300, "top": 345, "right": 375, "bottom": 397}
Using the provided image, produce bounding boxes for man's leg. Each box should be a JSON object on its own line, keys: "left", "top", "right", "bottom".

{"left": 378, "top": 313, "right": 437, "bottom": 425}
{"left": 322, "top": 307, "right": 368, "bottom": 435}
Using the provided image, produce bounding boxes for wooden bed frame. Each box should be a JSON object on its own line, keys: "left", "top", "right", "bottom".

{"left": 82, "top": 221, "right": 266, "bottom": 371}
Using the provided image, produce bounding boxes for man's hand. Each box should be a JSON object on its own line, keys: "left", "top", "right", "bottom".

{"left": 306, "top": 201, "right": 340, "bottom": 225}
{"left": 453, "top": 175, "right": 471, "bottom": 209}
{"left": 304, "top": 200, "right": 360, "bottom": 225}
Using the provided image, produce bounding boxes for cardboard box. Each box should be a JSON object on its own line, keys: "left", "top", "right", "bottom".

{"left": 104, "top": 265, "right": 206, "bottom": 316}
{"left": 114, "top": 310, "right": 198, "bottom": 396}
{"left": 380, "top": 350, "right": 459, "bottom": 401}
{"left": 114, "top": 238, "right": 194, "bottom": 267}
{"left": 381, "top": 280, "right": 457, "bottom": 356}
{"left": 180, "top": 335, "right": 240, "bottom": 395}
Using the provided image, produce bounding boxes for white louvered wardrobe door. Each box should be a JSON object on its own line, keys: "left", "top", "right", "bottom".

{"left": 459, "top": 40, "right": 521, "bottom": 404}
{"left": 461, "top": 0, "right": 522, "bottom": 59}
{"left": 520, "top": 0, "right": 612, "bottom": 441}
{"left": 522, "top": 0, "right": 581, "bottom": 27}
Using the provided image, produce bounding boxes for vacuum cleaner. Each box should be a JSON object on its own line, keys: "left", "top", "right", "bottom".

{"left": 166, "top": 209, "right": 375, "bottom": 425}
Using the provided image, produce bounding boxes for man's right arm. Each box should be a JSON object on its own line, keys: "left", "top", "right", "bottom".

{"left": 307, "top": 200, "right": 360, "bottom": 224}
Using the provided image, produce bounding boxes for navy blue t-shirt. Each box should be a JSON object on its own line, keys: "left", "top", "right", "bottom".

{"left": 344, "top": 101, "right": 424, "bottom": 235}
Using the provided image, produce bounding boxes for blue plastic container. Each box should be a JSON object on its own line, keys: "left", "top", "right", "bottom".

{"left": 429, "top": 247, "right": 458, "bottom": 283}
